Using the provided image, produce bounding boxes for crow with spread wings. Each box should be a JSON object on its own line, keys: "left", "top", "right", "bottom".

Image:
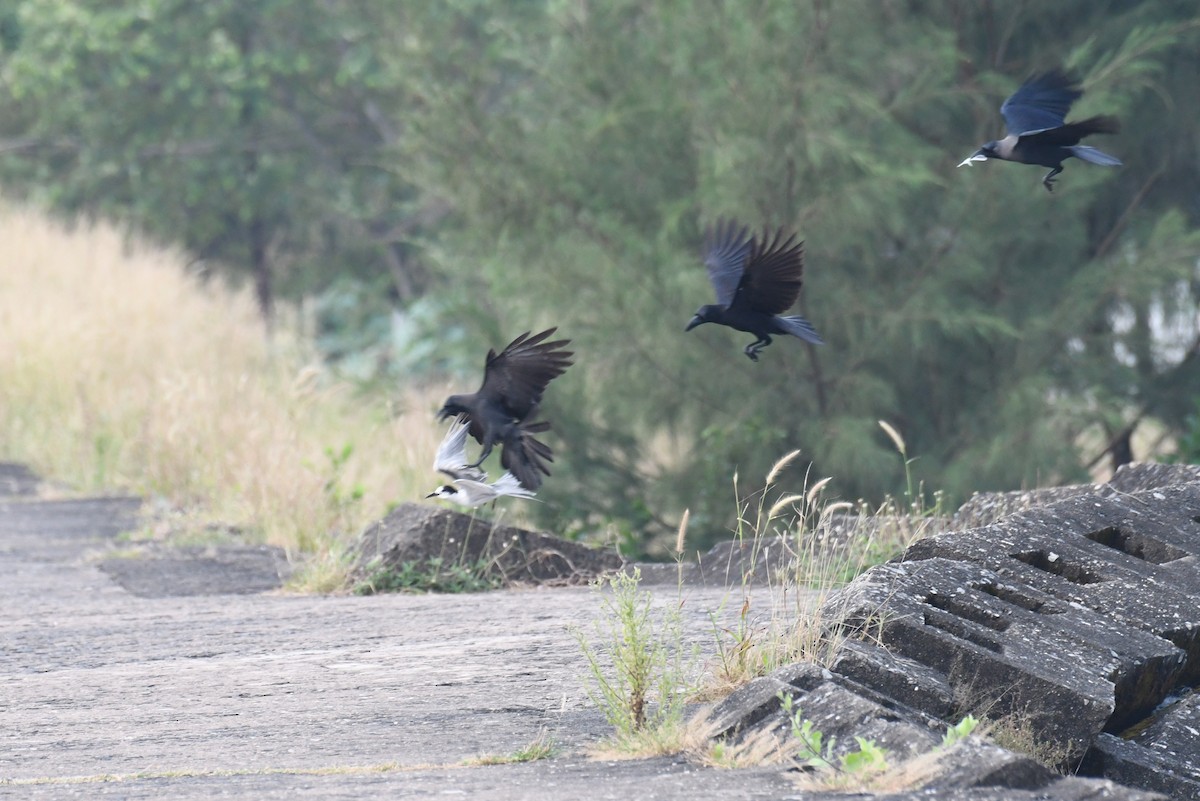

{"left": 957, "top": 70, "right": 1121, "bottom": 192}
{"left": 437, "top": 328, "right": 573, "bottom": 492}
{"left": 686, "top": 219, "right": 823, "bottom": 361}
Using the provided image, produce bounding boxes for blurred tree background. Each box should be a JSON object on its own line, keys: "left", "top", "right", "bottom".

{"left": 2, "top": 0, "right": 1198, "bottom": 554}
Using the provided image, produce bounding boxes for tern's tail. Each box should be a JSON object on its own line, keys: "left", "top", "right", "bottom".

{"left": 492, "top": 472, "right": 538, "bottom": 500}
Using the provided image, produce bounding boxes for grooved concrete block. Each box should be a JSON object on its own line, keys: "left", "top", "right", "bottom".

{"left": 703, "top": 674, "right": 795, "bottom": 741}
{"left": 825, "top": 558, "right": 1186, "bottom": 765}
{"left": 782, "top": 679, "right": 943, "bottom": 762}
{"left": 828, "top": 639, "right": 959, "bottom": 722}
{"left": 1083, "top": 690, "right": 1200, "bottom": 800}
{"left": 905, "top": 488, "right": 1200, "bottom": 682}
{"left": 955, "top": 483, "right": 1107, "bottom": 529}
{"left": 863, "top": 777, "right": 1169, "bottom": 800}
{"left": 706, "top": 664, "right": 941, "bottom": 762}
{"left": 1108, "top": 462, "right": 1200, "bottom": 493}
{"left": 918, "top": 738, "right": 1054, "bottom": 791}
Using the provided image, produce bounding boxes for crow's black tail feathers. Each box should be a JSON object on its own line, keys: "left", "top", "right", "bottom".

{"left": 501, "top": 418, "right": 554, "bottom": 491}
{"left": 1069, "top": 145, "right": 1122, "bottom": 167}
{"left": 777, "top": 315, "right": 824, "bottom": 345}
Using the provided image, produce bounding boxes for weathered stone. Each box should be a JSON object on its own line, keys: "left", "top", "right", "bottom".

{"left": 0, "top": 462, "right": 40, "bottom": 497}
{"left": 950, "top": 462, "right": 1200, "bottom": 531}
{"left": 703, "top": 675, "right": 795, "bottom": 740}
{"left": 1082, "top": 689, "right": 1200, "bottom": 800}
{"left": 918, "top": 737, "right": 1054, "bottom": 791}
{"left": 955, "top": 483, "right": 1106, "bottom": 529}
{"left": 1029, "top": 777, "right": 1172, "bottom": 800}
{"left": 828, "top": 639, "right": 959, "bottom": 722}
{"left": 1107, "top": 461, "right": 1200, "bottom": 493}
{"left": 824, "top": 558, "right": 1186, "bottom": 765}
{"left": 906, "top": 487, "right": 1200, "bottom": 683}
{"left": 874, "top": 776, "right": 1169, "bottom": 800}
{"left": 697, "top": 535, "right": 796, "bottom": 585}
{"left": 350, "top": 503, "right": 622, "bottom": 588}
{"left": 98, "top": 544, "right": 292, "bottom": 597}
{"left": 709, "top": 663, "right": 943, "bottom": 763}
{"left": 781, "top": 679, "right": 942, "bottom": 762}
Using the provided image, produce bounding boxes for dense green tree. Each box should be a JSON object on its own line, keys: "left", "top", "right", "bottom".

{"left": 0, "top": 0, "right": 426, "bottom": 318}
{"left": 392, "top": 0, "right": 1200, "bottom": 550}
{"left": 3, "top": 0, "right": 1198, "bottom": 552}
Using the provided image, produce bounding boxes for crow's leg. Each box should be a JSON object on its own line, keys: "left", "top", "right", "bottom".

{"left": 465, "top": 434, "right": 496, "bottom": 469}
{"left": 1042, "top": 166, "right": 1062, "bottom": 192}
{"left": 743, "top": 335, "right": 771, "bottom": 362}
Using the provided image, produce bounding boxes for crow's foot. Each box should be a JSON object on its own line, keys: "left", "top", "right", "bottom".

{"left": 1042, "top": 167, "right": 1062, "bottom": 193}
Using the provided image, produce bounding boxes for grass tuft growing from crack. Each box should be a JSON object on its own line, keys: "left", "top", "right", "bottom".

{"left": 465, "top": 731, "right": 559, "bottom": 765}
{"left": 573, "top": 567, "right": 698, "bottom": 756}
{"left": 352, "top": 555, "right": 504, "bottom": 595}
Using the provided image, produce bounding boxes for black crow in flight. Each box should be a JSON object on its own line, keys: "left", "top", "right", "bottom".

{"left": 437, "top": 328, "right": 572, "bottom": 491}
{"left": 957, "top": 70, "right": 1121, "bottom": 192}
{"left": 686, "top": 219, "right": 823, "bottom": 361}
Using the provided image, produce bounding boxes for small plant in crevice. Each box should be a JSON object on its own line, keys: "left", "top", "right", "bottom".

{"left": 573, "top": 567, "right": 698, "bottom": 755}
{"left": 781, "top": 692, "right": 890, "bottom": 782}
{"left": 981, "top": 709, "right": 1074, "bottom": 773}
{"left": 465, "top": 731, "right": 559, "bottom": 765}
{"left": 941, "top": 713, "right": 978, "bottom": 748}
{"left": 352, "top": 555, "right": 503, "bottom": 595}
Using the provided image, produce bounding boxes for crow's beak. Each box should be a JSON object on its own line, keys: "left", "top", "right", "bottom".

{"left": 436, "top": 407, "right": 451, "bottom": 422}
{"left": 685, "top": 315, "right": 704, "bottom": 332}
{"left": 957, "top": 151, "right": 988, "bottom": 168}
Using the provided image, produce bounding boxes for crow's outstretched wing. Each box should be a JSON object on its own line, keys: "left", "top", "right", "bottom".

{"left": 1021, "top": 115, "right": 1119, "bottom": 147}
{"left": 731, "top": 227, "right": 805, "bottom": 316}
{"left": 1001, "top": 71, "right": 1082, "bottom": 136}
{"left": 702, "top": 218, "right": 753, "bottom": 308}
{"left": 434, "top": 418, "right": 486, "bottom": 482}
{"left": 477, "top": 328, "right": 573, "bottom": 419}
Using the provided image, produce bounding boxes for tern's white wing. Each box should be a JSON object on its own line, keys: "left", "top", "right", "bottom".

{"left": 434, "top": 419, "right": 486, "bottom": 482}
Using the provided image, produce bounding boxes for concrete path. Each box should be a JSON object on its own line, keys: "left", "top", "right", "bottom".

{"left": 0, "top": 496, "right": 801, "bottom": 799}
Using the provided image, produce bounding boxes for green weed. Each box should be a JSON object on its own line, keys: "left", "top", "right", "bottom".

{"left": 352, "top": 555, "right": 503, "bottom": 595}
{"left": 573, "top": 567, "right": 697, "bottom": 755}
{"left": 465, "top": 731, "right": 558, "bottom": 765}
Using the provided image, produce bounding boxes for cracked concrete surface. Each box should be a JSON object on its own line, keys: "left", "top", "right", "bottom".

{"left": 0, "top": 496, "right": 801, "bottom": 800}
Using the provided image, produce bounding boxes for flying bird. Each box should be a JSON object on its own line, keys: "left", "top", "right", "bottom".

{"left": 957, "top": 70, "right": 1121, "bottom": 192}
{"left": 686, "top": 219, "right": 823, "bottom": 361}
{"left": 437, "top": 328, "right": 573, "bottom": 491}
{"left": 425, "top": 419, "right": 537, "bottom": 507}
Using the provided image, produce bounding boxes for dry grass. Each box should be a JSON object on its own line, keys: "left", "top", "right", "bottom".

{"left": 696, "top": 450, "right": 933, "bottom": 698}
{"left": 0, "top": 205, "right": 443, "bottom": 585}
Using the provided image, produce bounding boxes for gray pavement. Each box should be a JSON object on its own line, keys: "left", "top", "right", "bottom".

{"left": 0, "top": 496, "right": 802, "bottom": 799}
